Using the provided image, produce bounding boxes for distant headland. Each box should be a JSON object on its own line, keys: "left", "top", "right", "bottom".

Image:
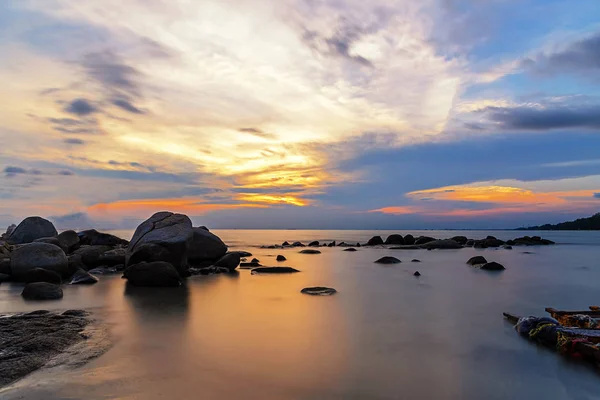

{"left": 518, "top": 213, "right": 600, "bottom": 231}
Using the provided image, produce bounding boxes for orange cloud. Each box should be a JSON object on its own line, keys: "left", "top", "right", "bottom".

{"left": 236, "top": 193, "right": 309, "bottom": 206}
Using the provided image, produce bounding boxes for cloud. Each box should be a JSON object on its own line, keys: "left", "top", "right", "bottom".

{"left": 594, "top": 193, "right": 600, "bottom": 199}
{"left": 302, "top": 22, "right": 373, "bottom": 67}
{"left": 481, "top": 104, "right": 600, "bottom": 131}
{"left": 81, "top": 51, "right": 141, "bottom": 98}
{"left": 58, "top": 170, "right": 75, "bottom": 176}
{"left": 4, "top": 166, "right": 28, "bottom": 175}
{"left": 112, "top": 98, "right": 145, "bottom": 114}
{"left": 64, "top": 98, "right": 98, "bottom": 116}
{"left": 238, "top": 127, "right": 276, "bottom": 140}
{"left": 521, "top": 31, "right": 600, "bottom": 77}
{"left": 63, "top": 138, "right": 86, "bottom": 145}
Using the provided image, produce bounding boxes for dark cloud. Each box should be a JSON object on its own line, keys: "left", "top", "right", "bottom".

{"left": 58, "top": 170, "right": 75, "bottom": 176}
{"left": 48, "top": 115, "right": 102, "bottom": 135}
{"left": 48, "top": 117, "right": 83, "bottom": 127}
{"left": 82, "top": 51, "right": 141, "bottom": 97}
{"left": 522, "top": 32, "right": 600, "bottom": 76}
{"left": 238, "top": 127, "right": 277, "bottom": 140}
{"left": 481, "top": 105, "right": 600, "bottom": 131}
{"left": 112, "top": 99, "right": 145, "bottom": 114}
{"left": 302, "top": 22, "right": 373, "bottom": 67}
{"left": 64, "top": 98, "right": 98, "bottom": 116}
{"left": 63, "top": 138, "right": 86, "bottom": 145}
{"left": 4, "top": 166, "right": 27, "bottom": 177}
{"left": 594, "top": 193, "right": 600, "bottom": 199}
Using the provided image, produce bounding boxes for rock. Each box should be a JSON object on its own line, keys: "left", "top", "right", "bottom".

{"left": 88, "top": 267, "right": 118, "bottom": 275}
{"left": 327, "top": 241, "right": 336, "bottom": 247}
{"left": 0, "top": 273, "right": 10, "bottom": 283}
{"left": 308, "top": 241, "right": 320, "bottom": 247}
{"left": 411, "top": 259, "right": 421, "bottom": 262}
{"left": 4, "top": 223, "right": 16, "bottom": 238}
{"left": 239, "top": 262, "right": 261, "bottom": 268}
{"left": 343, "top": 248, "right": 357, "bottom": 252}
{"left": 506, "top": 240, "right": 516, "bottom": 246}
{"left": 77, "top": 229, "right": 128, "bottom": 246}
{"left": 97, "top": 248, "right": 127, "bottom": 266}
{"left": 188, "top": 227, "right": 228, "bottom": 264}
{"left": 292, "top": 241, "right": 305, "bottom": 247}
{"left": 421, "top": 239, "right": 463, "bottom": 250}
{"left": 451, "top": 236, "right": 468, "bottom": 245}
{"left": 480, "top": 261, "right": 505, "bottom": 271}
{"left": 413, "top": 271, "right": 421, "bottom": 277}
{"left": 356, "top": 242, "right": 361, "bottom": 247}
{"left": 299, "top": 249, "right": 321, "bottom": 254}
{"left": 251, "top": 258, "right": 260, "bottom": 263}
{"left": 194, "top": 266, "right": 231, "bottom": 275}
{"left": 126, "top": 243, "right": 171, "bottom": 267}
{"left": 403, "top": 234, "right": 415, "bottom": 245}
{"left": 33, "top": 237, "right": 61, "bottom": 247}
{"left": 57, "top": 230, "right": 80, "bottom": 253}
{"left": 232, "top": 251, "right": 253, "bottom": 257}
{"left": 503, "top": 245, "right": 513, "bottom": 250}
{"left": 251, "top": 266, "right": 300, "bottom": 274}
{"left": 366, "top": 236, "right": 384, "bottom": 246}
{"left": 465, "top": 240, "right": 475, "bottom": 246}
{"left": 276, "top": 255, "right": 286, "bottom": 261}
{"left": 124, "top": 261, "right": 182, "bottom": 287}
{"left": 389, "top": 245, "right": 421, "bottom": 250}
{"left": 66, "top": 254, "right": 85, "bottom": 277}
{"left": 384, "top": 234, "right": 404, "bottom": 245}
{"left": 21, "top": 282, "right": 63, "bottom": 300}
{"left": 301, "top": 287, "right": 337, "bottom": 296}
{"left": 374, "top": 256, "right": 401, "bottom": 264}
{"left": 62, "top": 309, "right": 88, "bottom": 317}
{"left": 282, "top": 241, "right": 290, "bottom": 246}
{"left": 127, "top": 212, "right": 193, "bottom": 275}
{"left": 0, "top": 258, "right": 10, "bottom": 275}
{"left": 513, "top": 236, "right": 555, "bottom": 246}
{"left": 414, "top": 236, "right": 436, "bottom": 245}
{"left": 73, "top": 245, "right": 113, "bottom": 269}
{"left": 7, "top": 217, "right": 58, "bottom": 245}
{"left": 467, "top": 256, "right": 487, "bottom": 265}
{"left": 10, "top": 243, "right": 68, "bottom": 281}
{"left": 214, "top": 252, "right": 241, "bottom": 271}
{"left": 70, "top": 268, "right": 99, "bottom": 284}
{"left": 23, "top": 268, "right": 62, "bottom": 284}
{"left": 115, "top": 263, "right": 126, "bottom": 271}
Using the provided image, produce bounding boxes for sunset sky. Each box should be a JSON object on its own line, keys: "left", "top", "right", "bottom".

{"left": 1, "top": 0, "right": 599, "bottom": 229}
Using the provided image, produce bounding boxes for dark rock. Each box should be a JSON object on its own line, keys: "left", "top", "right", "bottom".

{"left": 503, "top": 245, "right": 513, "bottom": 250}
{"left": 421, "top": 239, "right": 463, "bottom": 250}
{"left": 308, "top": 241, "right": 320, "bottom": 247}
{"left": 513, "top": 236, "right": 554, "bottom": 246}
{"left": 451, "top": 236, "right": 468, "bottom": 245}
{"left": 0, "top": 258, "right": 10, "bottom": 275}
{"left": 124, "top": 261, "right": 182, "bottom": 287}
{"left": 62, "top": 309, "right": 88, "bottom": 317}
{"left": 127, "top": 243, "right": 171, "bottom": 267}
{"left": 197, "top": 226, "right": 209, "bottom": 231}
{"left": 486, "top": 235, "right": 497, "bottom": 240}
{"left": 299, "top": 249, "right": 321, "bottom": 254}
{"left": 343, "top": 248, "right": 357, "bottom": 252}
{"left": 337, "top": 242, "right": 346, "bottom": 246}
{"left": 33, "top": 237, "right": 61, "bottom": 247}
{"left": 3, "top": 223, "right": 16, "bottom": 238}
{"left": 194, "top": 266, "right": 230, "bottom": 275}
{"left": 77, "top": 229, "right": 128, "bottom": 246}
{"left": 292, "top": 241, "right": 305, "bottom": 247}
{"left": 384, "top": 234, "right": 404, "bottom": 245}
{"left": 73, "top": 245, "right": 113, "bottom": 269}
{"left": 356, "top": 242, "right": 361, "bottom": 247}
{"left": 88, "top": 266, "right": 118, "bottom": 275}
{"left": 465, "top": 239, "right": 475, "bottom": 246}
{"left": 403, "top": 234, "right": 415, "bottom": 245}
{"left": 506, "top": 240, "right": 515, "bottom": 246}
{"left": 301, "top": 287, "right": 337, "bottom": 296}
{"left": 214, "top": 252, "right": 241, "bottom": 271}
{"left": 411, "top": 259, "right": 421, "bottom": 262}
{"left": 7, "top": 217, "right": 58, "bottom": 245}
{"left": 467, "top": 256, "right": 487, "bottom": 265}
{"left": 239, "top": 262, "right": 261, "bottom": 268}
{"left": 251, "top": 266, "right": 300, "bottom": 274}
{"left": 480, "top": 237, "right": 505, "bottom": 247}
{"left": 282, "top": 241, "right": 290, "bottom": 246}
{"left": 251, "top": 258, "right": 260, "bottom": 263}
{"left": 57, "top": 230, "right": 80, "bottom": 253}
{"left": 127, "top": 212, "right": 193, "bottom": 275}
{"left": 21, "top": 282, "right": 63, "bottom": 300}
{"left": 115, "top": 264, "right": 125, "bottom": 271}
{"left": 23, "top": 268, "right": 62, "bottom": 284}
{"left": 188, "top": 227, "right": 228, "bottom": 264}
{"left": 532, "top": 236, "right": 541, "bottom": 241}
{"left": 327, "top": 241, "right": 336, "bottom": 247}
{"left": 0, "top": 273, "right": 11, "bottom": 282}
{"left": 366, "top": 236, "right": 384, "bottom": 246}
{"left": 10, "top": 243, "right": 68, "bottom": 281}
{"left": 480, "top": 261, "right": 506, "bottom": 271}
{"left": 232, "top": 251, "right": 253, "bottom": 257}
{"left": 473, "top": 242, "right": 488, "bottom": 249}
{"left": 413, "top": 271, "right": 421, "bottom": 277}
{"left": 276, "top": 255, "right": 286, "bottom": 261}
{"left": 415, "top": 236, "right": 436, "bottom": 245}
{"left": 374, "top": 256, "right": 401, "bottom": 264}
{"left": 389, "top": 245, "right": 421, "bottom": 250}
{"left": 97, "top": 248, "right": 127, "bottom": 266}
{"left": 70, "top": 268, "right": 99, "bottom": 284}
{"left": 66, "top": 254, "right": 84, "bottom": 277}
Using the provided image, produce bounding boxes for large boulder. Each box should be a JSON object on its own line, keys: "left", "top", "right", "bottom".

{"left": 78, "top": 229, "right": 128, "bottom": 246}
{"left": 451, "top": 236, "right": 468, "bottom": 245}
{"left": 213, "top": 252, "right": 240, "bottom": 271}
{"left": 480, "top": 261, "right": 506, "bottom": 271}
{"left": 57, "top": 230, "right": 80, "bottom": 253}
{"left": 127, "top": 212, "right": 193, "bottom": 276}
{"left": 123, "top": 261, "right": 182, "bottom": 287}
{"left": 7, "top": 217, "right": 58, "bottom": 245}
{"left": 467, "top": 256, "right": 487, "bottom": 265}
{"left": 415, "top": 236, "right": 436, "bottom": 245}
{"left": 384, "top": 234, "right": 404, "bottom": 245}
{"left": 23, "top": 268, "right": 62, "bottom": 284}
{"left": 404, "top": 234, "right": 415, "bottom": 245}
{"left": 10, "top": 243, "right": 68, "bottom": 281}
{"left": 421, "top": 239, "right": 463, "bottom": 250}
{"left": 21, "top": 282, "right": 63, "bottom": 300}
{"left": 188, "top": 227, "right": 227, "bottom": 264}
{"left": 366, "top": 236, "right": 384, "bottom": 246}
{"left": 97, "top": 248, "right": 126, "bottom": 267}
{"left": 72, "top": 245, "right": 113, "bottom": 269}
{"left": 33, "top": 237, "right": 61, "bottom": 247}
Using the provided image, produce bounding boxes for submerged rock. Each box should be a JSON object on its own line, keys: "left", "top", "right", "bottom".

{"left": 7, "top": 217, "right": 58, "bottom": 245}
{"left": 301, "top": 287, "right": 337, "bottom": 296}
{"left": 374, "top": 256, "right": 401, "bottom": 264}
{"left": 299, "top": 249, "right": 321, "bottom": 254}
{"left": 70, "top": 268, "right": 99, "bottom": 285}
{"left": 23, "top": 268, "right": 62, "bottom": 284}
{"left": 411, "top": 259, "right": 421, "bottom": 263}
{"left": 343, "top": 248, "right": 357, "bottom": 252}
{"left": 276, "top": 255, "right": 286, "bottom": 261}
{"left": 21, "top": 282, "right": 63, "bottom": 300}
{"left": 480, "top": 261, "right": 506, "bottom": 271}
{"left": 421, "top": 239, "right": 463, "bottom": 250}
{"left": 413, "top": 271, "right": 421, "bottom": 277}
{"left": 214, "top": 252, "right": 241, "bottom": 271}
{"left": 251, "top": 266, "right": 300, "bottom": 274}
{"left": 10, "top": 243, "right": 68, "bottom": 281}
{"left": 466, "top": 256, "right": 487, "bottom": 265}
{"left": 124, "top": 261, "right": 182, "bottom": 287}
{"left": 292, "top": 241, "right": 305, "bottom": 247}
{"left": 230, "top": 251, "right": 252, "bottom": 257}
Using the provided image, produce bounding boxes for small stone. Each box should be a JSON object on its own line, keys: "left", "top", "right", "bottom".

{"left": 374, "top": 256, "right": 401, "bottom": 264}
{"left": 251, "top": 267, "right": 300, "bottom": 274}
{"left": 411, "top": 259, "right": 421, "bottom": 263}
{"left": 467, "top": 256, "right": 487, "bottom": 265}
{"left": 276, "top": 255, "right": 286, "bottom": 261}
{"left": 343, "top": 248, "right": 357, "bottom": 252}
{"left": 21, "top": 282, "right": 63, "bottom": 300}
{"left": 480, "top": 261, "right": 505, "bottom": 271}
{"left": 301, "top": 287, "right": 337, "bottom": 296}
{"left": 299, "top": 249, "right": 321, "bottom": 254}
{"left": 251, "top": 258, "right": 260, "bottom": 263}
{"left": 413, "top": 271, "right": 421, "bottom": 277}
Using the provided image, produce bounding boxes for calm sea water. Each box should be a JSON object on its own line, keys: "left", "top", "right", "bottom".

{"left": 2, "top": 230, "right": 600, "bottom": 399}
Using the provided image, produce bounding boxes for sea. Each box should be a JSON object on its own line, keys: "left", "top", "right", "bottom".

{"left": 2, "top": 229, "right": 600, "bottom": 399}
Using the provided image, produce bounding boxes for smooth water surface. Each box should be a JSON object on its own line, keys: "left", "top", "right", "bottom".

{"left": 1, "top": 230, "right": 600, "bottom": 399}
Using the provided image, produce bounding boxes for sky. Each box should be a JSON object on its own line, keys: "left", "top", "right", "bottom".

{"left": 1, "top": 0, "right": 599, "bottom": 230}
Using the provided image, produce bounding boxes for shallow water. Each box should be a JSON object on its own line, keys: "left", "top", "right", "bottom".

{"left": 2, "top": 230, "right": 600, "bottom": 399}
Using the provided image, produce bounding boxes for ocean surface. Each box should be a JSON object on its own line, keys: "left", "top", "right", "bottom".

{"left": 2, "top": 229, "right": 600, "bottom": 399}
